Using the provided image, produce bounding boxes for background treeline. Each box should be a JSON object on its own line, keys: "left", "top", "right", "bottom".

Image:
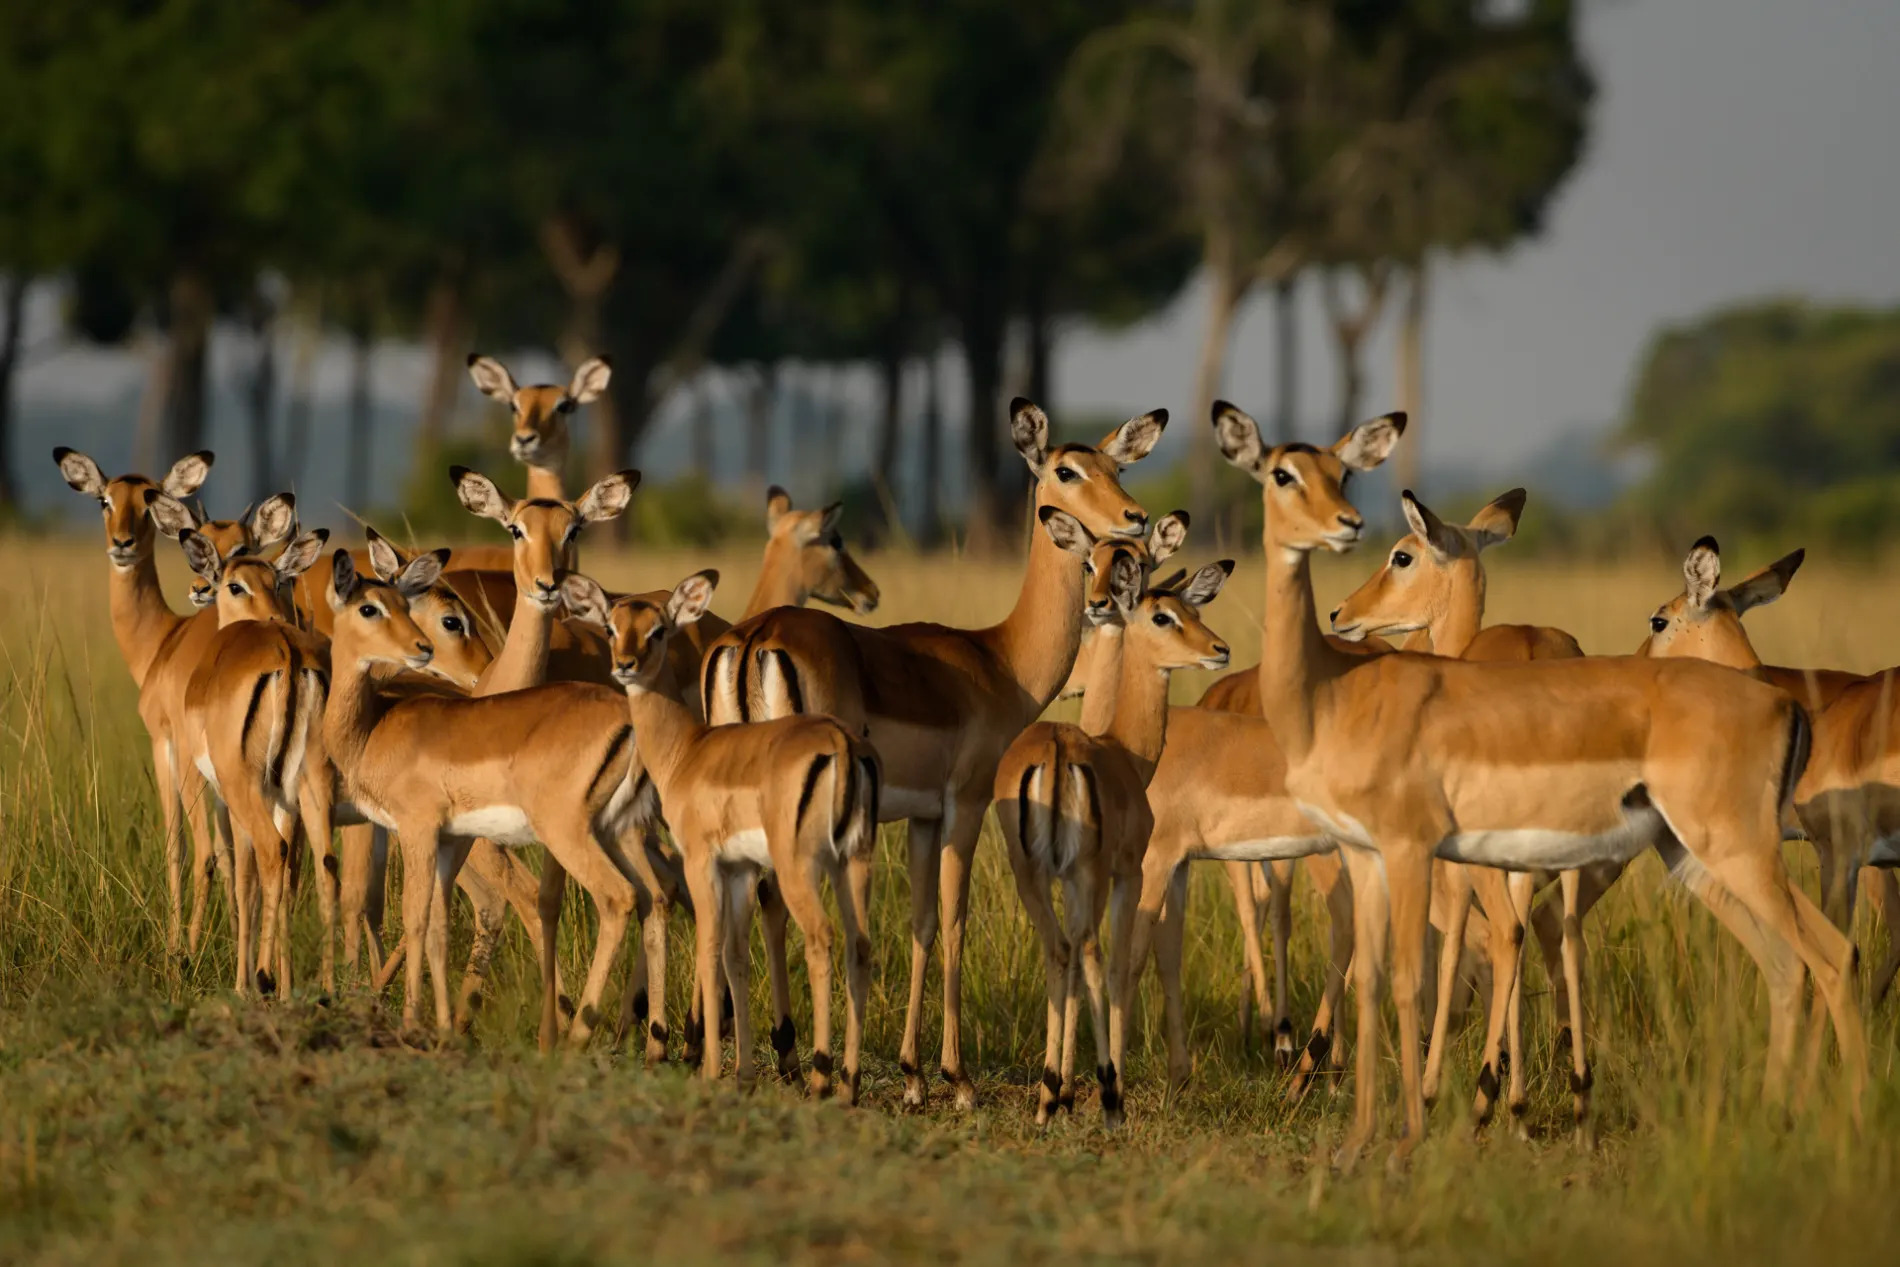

{"left": 0, "top": 0, "right": 1599, "bottom": 544}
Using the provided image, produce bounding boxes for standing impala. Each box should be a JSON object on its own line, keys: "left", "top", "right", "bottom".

{"left": 703, "top": 398, "right": 1165, "bottom": 1109}
{"left": 1213, "top": 400, "right": 1862, "bottom": 1166}
{"left": 994, "top": 512, "right": 1230, "bottom": 1127}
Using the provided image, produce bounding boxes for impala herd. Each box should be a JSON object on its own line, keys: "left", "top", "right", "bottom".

{"left": 51, "top": 353, "right": 1900, "bottom": 1163}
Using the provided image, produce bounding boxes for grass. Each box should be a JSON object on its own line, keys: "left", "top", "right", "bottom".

{"left": 2, "top": 534, "right": 1898, "bottom": 1264}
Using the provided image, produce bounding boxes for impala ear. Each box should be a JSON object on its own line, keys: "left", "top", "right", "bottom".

{"left": 1333, "top": 412, "right": 1406, "bottom": 472}
{"left": 274, "top": 529, "right": 331, "bottom": 581}
{"left": 665, "top": 570, "right": 719, "bottom": 627}
{"left": 1108, "top": 550, "right": 1144, "bottom": 614}
{"left": 250, "top": 493, "right": 298, "bottom": 548}
{"left": 1009, "top": 397, "right": 1052, "bottom": 471}
{"left": 1211, "top": 401, "right": 1266, "bottom": 476}
{"left": 1148, "top": 510, "right": 1190, "bottom": 565}
{"left": 1037, "top": 505, "right": 1094, "bottom": 558}
{"left": 1467, "top": 488, "right": 1526, "bottom": 551}
{"left": 1179, "top": 559, "right": 1236, "bottom": 608}
{"left": 395, "top": 548, "right": 449, "bottom": 600}
{"left": 161, "top": 451, "right": 215, "bottom": 498}
{"left": 1150, "top": 567, "right": 1189, "bottom": 594}
{"left": 1683, "top": 536, "right": 1721, "bottom": 610}
{"left": 1400, "top": 491, "right": 1461, "bottom": 560}
{"left": 1099, "top": 408, "right": 1168, "bottom": 465}
{"left": 52, "top": 447, "right": 107, "bottom": 495}
{"left": 179, "top": 529, "right": 222, "bottom": 581}
{"left": 566, "top": 356, "right": 612, "bottom": 405}
{"left": 451, "top": 466, "right": 514, "bottom": 523}
{"left": 576, "top": 469, "right": 641, "bottom": 523}
{"left": 467, "top": 354, "right": 518, "bottom": 403}
{"left": 146, "top": 492, "right": 197, "bottom": 539}
{"left": 363, "top": 527, "right": 407, "bottom": 582}
{"left": 765, "top": 485, "right": 794, "bottom": 531}
{"left": 1724, "top": 548, "right": 1804, "bottom": 615}
{"left": 559, "top": 574, "right": 612, "bottom": 630}
{"left": 330, "top": 549, "right": 361, "bottom": 611}
{"left": 815, "top": 501, "right": 845, "bottom": 540}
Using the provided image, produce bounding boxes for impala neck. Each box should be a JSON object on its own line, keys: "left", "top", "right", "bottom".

{"left": 476, "top": 591, "right": 556, "bottom": 695}
{"left": 984, "top": 498, "right": 1089, "bottom": 710}
{"left": 324, "top": 644, "right": 392, "bottom": 789}
{"left": 1104, "top": 638, "right": 1176, "bottom": 783}
{"left": 1429, "top": 567, "right": 1485, "bottom": 658}
{"left": 622, "top": 679, "right": 704, "bottom": 797}
{"left": 1259, "top": 540, "right": 1352, "bottom": 764}
{"left": 1075, "top": 625, "right": 1125, "bottom": 736}
{"left": 523, "top": 461, "right": 565, "bottom": 502}
{"left": 108, "top": 553, "right": 186, "bottom": 687}
{"left": 743, "top": 538, "right": 806, "bottom": 619}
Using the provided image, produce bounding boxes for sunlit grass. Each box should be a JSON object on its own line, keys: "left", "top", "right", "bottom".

{"left": 1, "top": 535, "right": 1897, "bottom": 1263}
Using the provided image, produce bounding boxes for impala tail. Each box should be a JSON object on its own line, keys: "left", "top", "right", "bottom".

{"left": 797, "top": 730, "right": 880, "bottom": 862}
{"left": 1009, "top": 732, "right": 1096, "bottom": 879}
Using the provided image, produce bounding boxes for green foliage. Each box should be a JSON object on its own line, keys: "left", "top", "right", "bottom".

{"left": 1616, "top": 299, "right": 1900, "bottom": 551}
{"left": 631, "top": 472, "right": 754, "bottom": 548}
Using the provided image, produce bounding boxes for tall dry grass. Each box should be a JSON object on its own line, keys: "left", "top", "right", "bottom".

{"left": 1, "top": 533, "right": 1897, "bottom": 1262}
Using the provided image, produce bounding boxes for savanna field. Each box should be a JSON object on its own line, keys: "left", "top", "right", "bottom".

{"left": 3, "top": 536, "right": 1899, "bottom": 1265}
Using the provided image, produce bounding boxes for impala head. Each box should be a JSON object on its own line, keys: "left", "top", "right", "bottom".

{"left": 1213, "top": 402, "right": 1406, "bottom": 554}
{"left": 561, "top": 569, "right": 719, "bottom": 689}
{"left": 763, "top": 486, "right": 880, "bottom": 614}
{"left": 1010, "top": 397, "right": 1163, "bottom": 541}
{"left": 328, "top": 547, "right": 447, "bottom": 673}
{"left": 1039, "top": 505, "right": 1189, "bottom": 626}
{"left": 467, "top": 354, "right": 612, "bottom": 469}
{"left": 1329, "top": 488, "right": 1526, "bottom": 643}
{"left": 451, "top": 465, "right": 639, "bottom": 608}
{"left": 179, "top": 525, "right": 330, "bottom": 625}
{"left": 173, "top": 494, "right": 301, "bottom": 608}
{"left": 52, "top": 447, "right": 215, "bottom": 569}
{"left": 1638, "top": 536, "right": 1803, "bottom": 669}
{"left": 1123, "top": 558, "right": 1235, "bottom": 673}
{"left": 365, "top": 528, "right": 494, "bottom": 689}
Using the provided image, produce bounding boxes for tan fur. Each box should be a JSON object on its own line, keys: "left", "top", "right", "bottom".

{"left": 699, "top": 398, "right": 1166, "bottom": 1109}
{"left": 1214, "top": 401, "right": 1864, "bottom": 1166}
{"left": 566, "top": 570, "right": 880, "bottom": 1100}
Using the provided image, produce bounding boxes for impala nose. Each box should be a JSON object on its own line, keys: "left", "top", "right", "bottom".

{"left": 414, "top": 640, "right": 433, "bottom": 658}
{"left": 1212, "top": 642, "right": 1230, "bottom": 659}
{"left": 112, "top": 536, "right": 136, "bottom": 550}
{"left": 1329, "top": 608, "right": 1340, "bottom": 623}
{"left": 1337, "top": 513, "right": 1363, "bottom": 532}
{"left": 1123, "top": 509, "right": 1147, "bottom": 528}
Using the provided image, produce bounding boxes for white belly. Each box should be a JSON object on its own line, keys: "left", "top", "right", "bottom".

{"left": 1296, "top": 803, "right": 1375, "bottom": 850}
{"left": 1438, "top": 808, "right": 1664, "bottom": 871}
{"left": 882, "top": 786, "right": 942, "bottom": 821}
{"left": 1195, "top": 835, "right": 1334, "bottom": 863}
{"left": 446, "top": 806, "right": 536, "bottom": 847}
{"left": 717, "top": 827, "right": 773, "bottom": 869}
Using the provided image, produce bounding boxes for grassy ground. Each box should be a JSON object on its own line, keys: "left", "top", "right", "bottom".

{"left": 3, "top": 535, "right": 1899, "bottom": 1264}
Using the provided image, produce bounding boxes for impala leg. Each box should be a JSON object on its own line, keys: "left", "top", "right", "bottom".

{"left": 898, "top": 816, "right": 944, "bottom": 1110}
{"left": 838, "top": 852, "right": 874, "bottom": 1104}
{"left": 1223, "top": 858, "right": 1271, "bottom": 1053}
{"left": 1072, "top": 871, "right": 1113, "bottom": 1124}
{"left": 555, "top": 831, "right": 637, "bottom": 1049}
{"left": 938, "top": 801, "right": 984, "bottom": 1110}
{"left": 1801, "top": 826, "right": 1861, "bottom": 1093}
{"left": 1104, "top": 869, "right": 1138, "bottom": 1129}
{"left": 601, "top": 824, "right": 670, "bottom": 1063}
{"left": 152, "top": 740, "right": 187, "bottom": 962}
{"left": 1267, "top": 859, "right": 1297, "bottom": 1067}
{"left": 179, "top": 762, "right": 220, "bottom": 962}
{"left": 535, "top": 856, "right": 567, "bottom": 1052}
{"left": 1291, "top": 849, "right": 1352, "bottom": 1099}
{"left": 1504, "top": 871, "right": 1535, "bottom": 1134}
{"left": 1468, "top": 867, "right": 1527, "bottom": 1131}
{"left": 451, "top": 841, "right": 508, "bottom": 1031}
{"left": 1155, "top": 866, "right": 1192, "bottom": 1091}
{"left": 757, "top": 876, "right": 801, "bottom": 1083}
{"left": 337, "top": 824, "right": 379, "bottom": 980}
{"left": 1126, "top": 853, "right": 1183, "bottom": 1090}
{"left": 298, "top": 782, "right": 339, "bottom": 996}
{"left": 1423, "top": 862, "right": 1474, "bottom": 1108}
{"left": 1865, "top": 867, "right": 1900, "bottom": 1007}
{"left": 430, "top": 837, "right": 475, "bottom": 1032}
{"left": 1005, "top": 838, "right": 1069, "bottom": 1124}
{"left": 1335, "top": 846, "right": 1389, "bottom": 1172}
{"left": 1558, "top": 867, "right": 1594, "bottom": 1146}
{"left": 720, "top": 866, "right": 760, "bottom": 1089}
{"left": 232, "top": 821, "right": 256, "bottom": 996}
{"left": 1386, "top": 843, "right": 1436, "bottom": 1162}
{"left": 777, "top": 861, "right": 834, "bottom": 1098}
{"left": 689, "top": 853, "right": 724, "bottom": 1081}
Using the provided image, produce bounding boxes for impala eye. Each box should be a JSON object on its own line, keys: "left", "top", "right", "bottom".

{"left": 1270, "top": 469, "right": 1294, "bottom": 488}
{"left": 1151, "top": 613, "right": 1173, "bottom": 628}
{"left": 1055, "top": 466, "right": 1079, "bottom": 484}
{"left": 442, "top": 616, "right": 464, "bottom": 634}
{"left": 1650, "top": 615, "right": 1669, "bottom": 634}
{"left": 227, "top": 583, "right": 244, "bottom": 597}
{"left": 358, "top": 603, "right": 379, "bottom": 619}
{"left": 1392, "top": 551, "right": 1413, "bottom": 569}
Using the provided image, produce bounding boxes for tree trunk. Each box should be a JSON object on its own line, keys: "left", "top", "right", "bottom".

{"left": 282, "top": 291, "right": 320, "bottom": 495}
{"left": 0, "top": 274, "right": 26, "bottom": 512}
{"left": 689, "top": 374, "right": 714, "bottom": 480}
{"left": 874, "top": 289, "right": 909, "bottom": 520}
{"left": 541, "top": 218, "right": 622, "bottom": 484}
{"left": 1188, "top": 260, "right": 1247, "bottom": 522}
{"left": 1394, "top": 259, "right": 1428, "bottom": 493}
{"left": 607, "top": 352, "right": 658, "bottom": 468}
{"left": 962, "top": 305, "right": 1011, "bottom": 553}
{"left": 415, "top": 274, "right": 464, "bottom": 456}
{"left": 162, "top": 270, "right": 214, "bottom": 460}
{"left": 244, "top": 290, "right": 277, "bottom": 502}
{"left": 346, "top": 325, "right": 373, "bottom": 513}
{"left": 1321, "top": 263, "right": 1391, "bottom": 438}
{"left": 1025, "top": 267, "right": 1053, "bottom": 413}
{"left": 744, "top": 362, "right": 777, "bottom": 502}
{"left": 920, "top": 346, "right": 943, "bottom": 549}
{"left": 1271, "top": 274, "right": 1299, "bottom": 445}
{"left": 132, "top": 334, "right": 170, "bottom": 475}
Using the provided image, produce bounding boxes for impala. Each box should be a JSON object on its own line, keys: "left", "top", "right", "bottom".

{"left": 1213, "top": 400, "right": 1861, "bottom": 1165}
{"left": 565, "top": 570, "right": 881, "bottom": 1099}
{"left": 994, "top": 511, "right": 1229, "bottom": 1126}
{"left": 702, "top": 397, "right": 1165, "bottom": 1109}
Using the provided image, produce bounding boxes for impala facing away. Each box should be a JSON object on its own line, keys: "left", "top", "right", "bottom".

{"left": 1214, "top": 400, "right": 1862, "bottom": 1166}
{"left": 701, "top": 398, "right": 1165, "bottom": 1109}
